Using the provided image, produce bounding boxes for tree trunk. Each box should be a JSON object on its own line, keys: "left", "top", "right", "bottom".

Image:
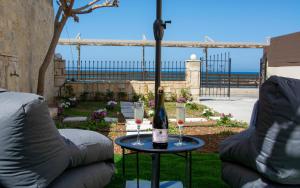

{"left": 36, "top": 16, "right": 68, "bottom": 96}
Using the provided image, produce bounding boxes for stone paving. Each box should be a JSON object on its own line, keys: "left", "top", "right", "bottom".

{"left": 63, "top": 116, "right": 88, "bottom": 123}
{"left": 199, "top": 97, "right": 257, "bottom": 124}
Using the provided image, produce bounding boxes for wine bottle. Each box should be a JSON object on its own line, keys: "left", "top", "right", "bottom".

{"left": 152, "top": 87, "right": 168, "bottom": 149}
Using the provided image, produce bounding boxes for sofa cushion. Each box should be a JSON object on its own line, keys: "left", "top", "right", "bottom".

{"left": 222, "top": 162, "right": 299, "bottom": 188}
{"left": 220, "top": 76, "right": 300, "bottom": 185}
{"left": 0, "top": 92, "right": 69, "bottom": 188}
{"left": 49, "top": 162, "right": 114, "bottom": 188}
{"left": 59, "top": 129, "right": 114, "bottom": 168}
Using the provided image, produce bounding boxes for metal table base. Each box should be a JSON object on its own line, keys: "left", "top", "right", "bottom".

{"left": 121, "top": 147, "right": 193, "bottom": 188}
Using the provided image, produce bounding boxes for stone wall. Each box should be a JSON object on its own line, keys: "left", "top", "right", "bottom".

{"left": 59, "top": 59, "right": 202, "bottom": 101}
{"left": 66, "top": 80, "right": 188, "bottom": 100}
{"left": 0, "top": 0, "right": 55, "bottom": 101}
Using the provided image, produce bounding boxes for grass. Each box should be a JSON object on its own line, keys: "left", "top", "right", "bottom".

{"left": 145, "top": 102, "right": 206, "bottom": 119}
{"left": 107, "top": 153, "right": 229, "bottom": 188}
{"left": 63, "top": 101, "right": 120, "bottom": 117}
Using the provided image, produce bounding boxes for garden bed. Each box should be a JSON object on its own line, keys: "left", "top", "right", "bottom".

{"left": 55, "top": 100, "right": 247, "bottom": 154}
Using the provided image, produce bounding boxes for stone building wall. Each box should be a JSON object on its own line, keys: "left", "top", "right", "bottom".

{"left": 0, "top": 0, "right": 55, "bottom": 101}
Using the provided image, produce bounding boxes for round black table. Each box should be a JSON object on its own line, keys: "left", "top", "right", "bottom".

{"left": 115, "top": 134, "right": 205, "bottom": 188}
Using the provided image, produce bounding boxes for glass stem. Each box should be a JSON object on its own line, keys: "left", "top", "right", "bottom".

{"left": 179, "top": 126, "right": 182, "bottom": 144}
{"left": 137, "top": 126, "right": 140, "bottom": 143}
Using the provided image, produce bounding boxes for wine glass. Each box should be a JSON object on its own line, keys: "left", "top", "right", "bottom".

{"left": 175, "top": 102, "right": 186, "bottom": 146}
{"left": 132, "top": 101, "right": 144, "bottom": 146}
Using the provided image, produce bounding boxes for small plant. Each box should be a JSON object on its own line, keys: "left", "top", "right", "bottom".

{"left": 144, "top": 91, "right": 155, "bottom": 103}
{"left": 64, "top": 85, "right": 75, "bottom": 98}
{"left": 180, "top": 88, "right": 193, "bottom": 101}
{"left": 217, "top": 113, "right": 235, "bottom": 126}
{"left": 80, "top": 91, "right": 89, "bottom": 101}
{"left": 185, "top": 101, "right": 199, "bottom": 110}
{"left": 132, "top": 93, "right": 144, "bottom": 102}
{"left": 59, "top": 101, "right": 71, "bottom": 109}
{"left": 165, "top": 92, "right": 177, "bottom": 102}
{"left": 105, "top": 90, "right": 114, "bottom": 101}
{"left": 106, "top": 100, "right": 118, "bottom": 111}
{"left": 148, "top": 100, "right": 155, "bottom": 109}
{"left": 91, "top": 109, "right": 107, "bottom": 122}
{"left": 69, "top": 97, "right": 78, "bottom": 107}
{"left": 218, "top": 130, "right": 236, "bottom": 136}
{"left": 176, "top": 97, "right": 187, "bottom": 103}
{"left": 118, "top": 91, "right": 127, "bottom": 101}
{"left": 94, "top": 92, "right": 105, "bottom": 101}
{"left": 170, "top": 93, "right": 177, "bottom": 102}
{"left": 202, "top": 108, "right": 214, "bottom": 119}
{"left": 148, "top": 109, "right": 155, "bottom": 117}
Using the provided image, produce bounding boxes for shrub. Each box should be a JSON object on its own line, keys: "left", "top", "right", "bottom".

{"left": 64, "top": 85, "right": 75, "bottom": 98}
{"left": 106, "top": 101, "right": 118, "bottom": 111}
{"left": 91, "top": 109, "right": 107, "bottom": 122}
{"left": 148, "top": 100, "right": 155, "bottom": 109}
{"left": 202, "top": 108, "right": 214, "bottom": 119}
{"left": 180, "top": 88, "right": 193, "bottom": 101}
{"left": 94, "top": 92, "right": 105, "bottom": 101}
{"left": 118, "top": 92, "right": 127, "bottom": 101}
{"left": 165, "top": 92, "right": 177, "bottom": 102}
{"left": 216, "top": 113, "right": 240, "bottom": 127}
{"left": 132, "top": 93, "right": 144, "bottom": 102}
{"left": 186, "top": 101, "right": 199, "bottom": 110}
{"left": 80, "top": 91, "right": 89, "bottom": 101}
{"left": 147, "top": 109, "right": 155, "bottom": 117}
{"left": 143, "top": 91, "right": 154, "bottom": 103}
{"left": 170, "top": 92, "right": 177, "bottom": 102}
{"left": 105, "top": 90, "right": 114, "bottom": 101}
{"left": 176, "top": 97, "right": 187, "bottom": 103}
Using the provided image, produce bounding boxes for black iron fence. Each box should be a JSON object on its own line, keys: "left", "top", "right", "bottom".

{"left": 200, "top": 53, "right": 232, "bottom": 97}
{"left": 65, "top": 60, "right": 186, "bottom": 81}
{"left": 64, "top": 59, "right": 259, "bottom": 91}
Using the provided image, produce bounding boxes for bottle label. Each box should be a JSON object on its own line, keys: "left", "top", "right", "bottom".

{"left": 152, "top": 129, "right": 168, "bottom": 143}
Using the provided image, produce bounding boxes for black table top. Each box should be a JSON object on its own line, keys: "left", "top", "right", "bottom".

{"left": 115, "top": 134, "right": 205, "bottom": 153}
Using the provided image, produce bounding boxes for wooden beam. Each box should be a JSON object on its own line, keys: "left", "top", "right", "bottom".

{"left": 58, "top": 39, "right": 269, "bottom": 48}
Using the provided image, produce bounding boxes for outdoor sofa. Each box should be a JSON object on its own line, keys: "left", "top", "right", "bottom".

{"left": 0, "top": 90, "right": 114, "bottom": 188}
{"left": 220, "top": 76, "right": 300, "bottom": 188}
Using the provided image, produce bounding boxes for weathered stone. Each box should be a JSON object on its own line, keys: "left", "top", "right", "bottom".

{"left": 54, "top": 76, "right": 65, "bottom": 87}
{"left": 0, "top": 0, "right": 55, "bottom": 102}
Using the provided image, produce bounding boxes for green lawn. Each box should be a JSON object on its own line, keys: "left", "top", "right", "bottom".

{"left": 145, "top": 102, "right": 207, "bottom": 119}
{"left": 63, "top": 101, "right": 120, "bottom": 117}
{"left": 107, "top": 153, "right": 229, "bottom": 188}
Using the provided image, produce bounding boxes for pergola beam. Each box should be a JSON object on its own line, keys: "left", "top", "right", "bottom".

{"left": 58, "top": 39, "right": 269, "bottom": 48}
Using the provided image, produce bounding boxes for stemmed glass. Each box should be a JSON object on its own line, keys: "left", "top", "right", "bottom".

{"left": 175, "top": 102, "right": 186, "bottom": 146}
{"left": 132, "top": 101, "right": 144, "bottom": 146}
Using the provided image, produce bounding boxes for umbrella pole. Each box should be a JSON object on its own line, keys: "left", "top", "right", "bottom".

{"left": 152, "top": 1, "right": 171, "bottom": 188}
{"left": 154, "top": 0, "right": 163, "bottom": 108}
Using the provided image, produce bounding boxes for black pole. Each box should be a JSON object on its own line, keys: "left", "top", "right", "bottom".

{"left": 151, "top": 1, "right": 171, "bottom": 187}
{"left": 153, "top": 0, "right": 171, "bottom": 108}
{"left": 154, "top": 0, "right": 162, "bottom": 108}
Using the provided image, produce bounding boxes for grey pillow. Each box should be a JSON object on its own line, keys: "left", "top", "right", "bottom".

{"left": 59, "top": 129, "right": 114, "bottom": 168}
{"left": 254, "top": 76, "right": 300, "bottom": 184}
{"left": 220, "top": 76, "right": 300, "bottom": 185}
{"left": 0, "top": 92, "right": 69, "bottom": 188}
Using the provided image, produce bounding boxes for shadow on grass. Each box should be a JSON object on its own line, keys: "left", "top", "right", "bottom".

{"left": 107, "top": 153, "right": 229, "bottom": 188}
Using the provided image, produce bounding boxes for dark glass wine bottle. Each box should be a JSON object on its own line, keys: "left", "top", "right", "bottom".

{"left": 152, "top": 87, "right": 168, "bottom": 149}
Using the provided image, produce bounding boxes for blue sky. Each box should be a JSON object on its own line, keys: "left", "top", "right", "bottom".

{"left": 56, "top": 0, "right": 300, "bottom": 72}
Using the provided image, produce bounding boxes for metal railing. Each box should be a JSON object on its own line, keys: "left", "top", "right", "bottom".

{"left": 65, "top": 60, "right": 186, "bottom": 82}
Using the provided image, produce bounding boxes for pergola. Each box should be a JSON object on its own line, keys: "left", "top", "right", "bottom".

{"left": 58, "top": 38, "right": 268, "bottom": 49}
